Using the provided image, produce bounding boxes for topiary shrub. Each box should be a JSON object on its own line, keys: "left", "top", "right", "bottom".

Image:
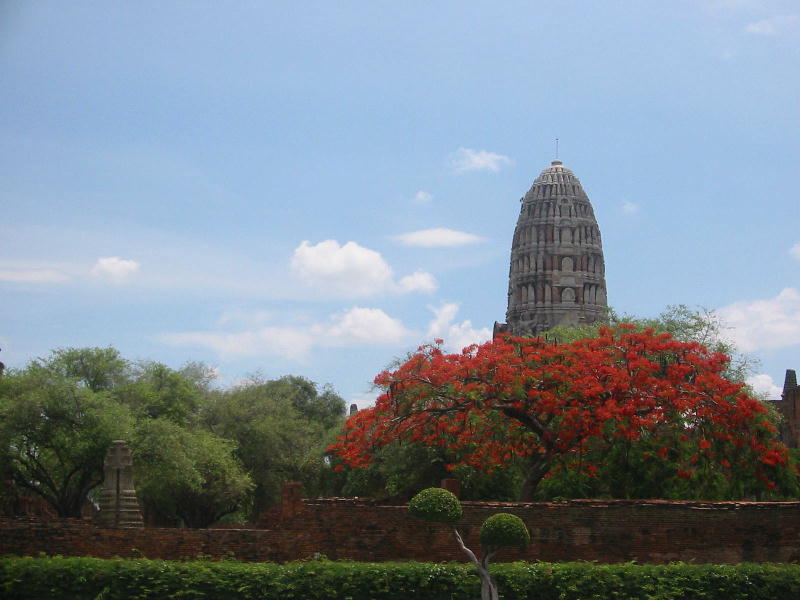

{"left": 480, "top": 513, "right": 530, "bottom": 549}
{"left": 408, "top": 487, "right": 463, "bottom": 525}
{"left": 408, "top": 488, "right": 530, "bottom": 600}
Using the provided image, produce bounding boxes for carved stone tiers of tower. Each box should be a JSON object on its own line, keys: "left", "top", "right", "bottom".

{"left": 97, "top": 440, "right": 144, "bottom": 527}
{"left": 501, "top": 159, "right": 608, "bottom": 337}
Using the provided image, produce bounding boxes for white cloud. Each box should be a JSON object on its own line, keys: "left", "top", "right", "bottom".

{"left": 161, "top": 327, "right": 314, "bottom": 361}
{"left": 412, "top": 190, "right": 433, "bottom": 204}
{"left": 290, "top": 239, "right": 436, "bottom": 296}
{"left": 292, "top": 240, "right": 392, "bottom": 297}
{"left": 426, "top": 303, "right": 492, "bottom": 352}
{"left": 163, "top": 306, "right": 412, "bottom": 361}
{"left": 91, "top": 256, "right": 140, "bottom": 283}
{"left": 789, "top": 242, "right": 800, "bottom": 260}
{"left": 622, "top": 201, "right": 640, "bottom": 215}
{"left": 397, "top": 270, "right": 438, "bottom": 293}
{"left": 394, "top": 228, "right": 486, "bottom": 248}
{"left": 745, "top": 14, "right": 799, "bottom": 35}
{"left": 314, "top": 307, "right": 412, "bottom": 345}
{"left": 715, "top": 287, "right": 800, "bottom": 351}
{"left": 746, "top": 373, "right": 783, "bottom": 399}
{"left": 448, "top": 147, "right": 514, "bottom": 173}
{"left": 0, "top": 268, "right": 69, "bottom": 283}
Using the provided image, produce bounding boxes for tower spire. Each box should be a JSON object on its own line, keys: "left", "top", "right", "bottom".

{"left": 502, "top": 158, "right": 608, "bottom": 336}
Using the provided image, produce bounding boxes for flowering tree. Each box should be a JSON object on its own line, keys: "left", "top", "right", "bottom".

{"left": 330, "top": 327, "right": 791, "bottom": 500}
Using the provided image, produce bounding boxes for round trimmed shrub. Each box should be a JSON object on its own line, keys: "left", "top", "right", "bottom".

{"left": 408, "top": 487, "right": 463, "bottom": 525}
{"left": 479, "top": 513, "right": 530, "bottom": 548}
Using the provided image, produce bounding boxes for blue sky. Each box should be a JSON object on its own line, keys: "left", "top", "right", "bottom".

{"left": 2, "top": 1, "right": 798, "bottom": 406}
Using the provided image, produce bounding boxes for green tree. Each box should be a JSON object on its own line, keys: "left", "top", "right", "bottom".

{"left": 116, "top": 361, "right": 205, "bottom": 424}
{"left": 252, "top": 375, "right": 347, "bottom": 430}
{"left": 0, "top": 358, "right": 133, "bottom": 517}
{"left": 33, "top": 346, "right": 130, "bottom": 392}
{"left": 178, "top": 361, "right": 219, "bottom": 391}
{"left": 335, "top": 440, "right": 525, "bottom": 502}
{"left": 2, "top": 345, "right": 352, "bottom": 522}
{"left": 202, "top": 375, "right": 345, "bottom": 519}
{"left": 131, "top": 419, "right": 253, "bottom": 528}
{"left": 336, "top": 441, "right": 451, "bottom": 501}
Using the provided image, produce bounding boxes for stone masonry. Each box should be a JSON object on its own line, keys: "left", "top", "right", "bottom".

{"left": 96, "top": 440, "right": 143, "bottom": 528}
{"left": 774, "top": 369, "right": 800, "bottom": 448}
{"left": 498, "top": 159, "right": 608, "bottom": 337}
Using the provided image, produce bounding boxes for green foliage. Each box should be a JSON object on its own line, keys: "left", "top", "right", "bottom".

{"left": 179, "top": 361, "right": 219, "bottom": 391}
{"left": 131, "top": 419, "right": 253, "bottom": 528}
{"left": 334, "top": 440, "right": 526, "bottom": 502}
{"left": 3, "top": 557, "right": 800, "bottom": 600}
{"left": 534, "top": 425, "right": 800, "bottom": 502}
{"left": 202, "top": 375, "right": 345, "bottom": 519}
{"left": 1, "top": 344, "right": 347, "bottom": 525}
{"left": 34, "top": 346, "right": 130, "bottom": 392}
{"left": 0, "top": 361, "right": 134, "bottom": 517}
{"left": 408, "top": 487, "right": 463, "bottom": 525}
{"left": 257, "top": 375, "right": 346, "bottom": 430}
{"left": 116, "top": 361, "right": 205, "bottom": 424}
{"left": 335, "top": 441, "right": 451, "bottom": 501}
{"left": 452, "top": 463, "right": 525, "bottom": 502}
{"left": 479, "top": 513, "right": 530, "bottom": 549}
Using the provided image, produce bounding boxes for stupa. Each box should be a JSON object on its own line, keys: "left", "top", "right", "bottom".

{"left": 497, "top": 159, "right": 608, "bottom": 337}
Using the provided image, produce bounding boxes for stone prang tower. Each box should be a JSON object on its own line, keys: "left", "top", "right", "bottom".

{"left": 498, "top": 159, "right": 608, "bottom": 337}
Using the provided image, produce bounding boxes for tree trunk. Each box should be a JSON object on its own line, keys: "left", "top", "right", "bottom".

{"left": 478, "top": 553, "right": 499, "bottom": 600}
{"left": 520, "top": 458, "right": 551, "bottom": 500}
{"left": 477, "top": 564, "right": 498, "bottom": 600}
{"left": 452, "top": 527, "right": 500, "bottom": 600}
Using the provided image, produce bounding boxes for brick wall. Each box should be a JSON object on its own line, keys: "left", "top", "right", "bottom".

{"left": 3, "top": 497, "right": 800, "bottom": 564}
{"left": 0, "top": 517, "right": 286, "bottom": 562}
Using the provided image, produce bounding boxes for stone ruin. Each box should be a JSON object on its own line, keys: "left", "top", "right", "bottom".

{"left": 497, "top": 159, "right": 609, "bottom": 337}
{"left": 96, "top": 440, "right": 143, "bottom": 527}
{"left": 774, "top": 369, "right": 800, "bottom": 448}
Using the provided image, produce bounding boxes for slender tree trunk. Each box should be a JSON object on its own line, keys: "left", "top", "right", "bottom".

{"left": 477, "top": 566, "right": 498, "bottom": 600}
{"left": 478, "top": 553, "right": 499, "bottom": 600}
{"left": 452, "top": 528, "right": 499, "bottom": 600}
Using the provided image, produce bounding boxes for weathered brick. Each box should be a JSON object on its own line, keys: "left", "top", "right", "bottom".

{"left": 2, "top": 498, "right": 799, "bottom": 564}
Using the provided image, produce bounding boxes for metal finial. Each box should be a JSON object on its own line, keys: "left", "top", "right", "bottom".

{"left": 555, "top": 138, "right": 559, "bottom": 159}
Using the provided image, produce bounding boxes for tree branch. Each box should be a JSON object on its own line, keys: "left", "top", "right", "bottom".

{"left": 496, "top": 405, "right": 550, "bottom": 439}
{"left": 451, "top": 526, "right": 479, "bottom": 567}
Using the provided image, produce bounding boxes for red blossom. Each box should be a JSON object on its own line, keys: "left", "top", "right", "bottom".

{"left": 329, "top": 327, "right": 790, "bottom": 497}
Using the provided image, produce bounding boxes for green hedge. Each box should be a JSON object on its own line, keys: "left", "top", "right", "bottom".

{"left": 2, "top": 557, "right": 800, "bottom": 600}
